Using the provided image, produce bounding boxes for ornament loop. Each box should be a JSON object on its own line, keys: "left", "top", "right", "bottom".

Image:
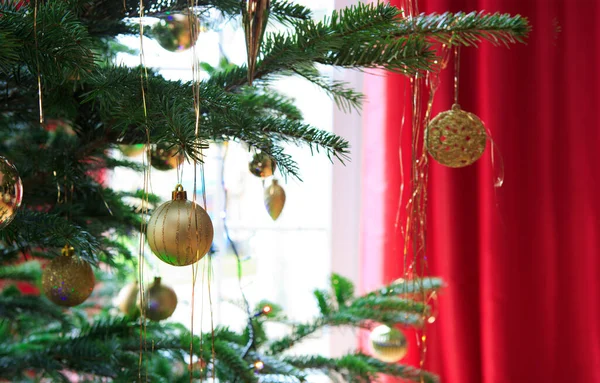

{"left": 61, "top": 244, "right": 75, "bottom": 257}
{"left": 172, "top": 184, "right": 187, "bottom": 200}
{"left": 451, "top": 103, "right": 461, "bottom": 111}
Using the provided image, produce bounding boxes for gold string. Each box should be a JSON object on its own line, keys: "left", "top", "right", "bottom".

{"left": 454, "top": 45, "right": 461, "bottom": 105}
{"left": 137, "top": 1, "right": 152, "bottom": 381}
{"left": 33, "top": 0, "right": 43, "bottom": 126}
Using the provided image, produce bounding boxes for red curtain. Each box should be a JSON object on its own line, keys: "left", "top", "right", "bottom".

{"left": 361, "top": 0, "right": 600, "bottom": 382}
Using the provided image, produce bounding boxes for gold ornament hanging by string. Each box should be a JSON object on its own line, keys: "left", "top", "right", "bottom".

{"left": 115, "top": 281, "right": 140, "bottom": 317}
{"left": 42, "top": 245, "right": 95, "bottom": 307}
{"left": 0, "top": 156, "right": 23, "bottom": 230}
{"left": 146, "top": 184, "right": 214, "bottom": 266}
{"left": 152, "top": 12, "right": 201, "bottom": 52}
{"left": 150, "top": 144, "right": 185, "bottom": 171}
{"left": 140, "top": 277, "right": 177, "bottom": 321}
{"left": 425, "top": 104, "right": 487, "bottom": 168}
{"left": 249, "top": 152, "right": 276, "bottom": 178}
{"left": 242, "top": 0, "right": 270, "bottom": 85}
{"left": 369, "top": 325, "right": 408, "bottom": 363}
{"left": 264, "top": 179, "right": 285, "bottom": 220}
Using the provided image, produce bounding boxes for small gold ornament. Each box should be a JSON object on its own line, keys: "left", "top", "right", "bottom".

{"left": 119, "top": 144, "right": 145, "bottom": 158}
{"left": 0, "top": 156, "right": 23, "bottom": 230}
{"left": 152, "top": 12, "right": 201, "bottom": 52}
{"left": 264, "top": 179, "right": 285, "bottom": 220}
{"left": 115, "top": 281, "right": 140, "bottom": 317}
{"left": 369, "top": 325, "right": 408, "bottom": 363}
{"left": 242, "top": 0, "right": 270, "bottom": 84}
{"left": 146, "top": 184, "right": 214, "bottom": 266}
{"left": 425, "top": 104, "right": 487, "bottom": 168}
{"left": 249, "top": 152, "right": 276, "bottom": 178}
{"left": 150, "top": 144, "right": 185, "bottom": 171}
{"left": 42, "top": 245, "right": 95, "bottom": 307}
{"left": 141, "top": 277, "right": 178, "bottom": 321}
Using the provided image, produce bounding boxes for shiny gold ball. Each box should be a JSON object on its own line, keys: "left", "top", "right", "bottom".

{"left": 42, "top": 246, "right": 95, "bottom": 307}
{"left": 115, "top": 281, "right": 140, "bottom": 317}
{"left": 425, "top": 104, "right": 487, "bottom": 168}
{"left": 249, "top": 152, "right": 276, "bottom": 178}
{"left": 264, "top": 179, "right": 285, "bottom": 220}
{"left": 0, "top": 156, "right": 22, "bottom": 230}
{"left": 152, "top": 13, "right": 201, "bottom": 52}
{"left": 119, "top": 144, "right": 146, "bottom": 158}
{"left": 150, "top": 144, "right": 185, "bottom": 171}
{"left": 369, "top": 325, "right": 408, "bottom": 363}
{"left": 141, "top": 277, "right": 177, "bottom": 321}
{"left": 146, "top": 185, "right": 214, "bottom": 266}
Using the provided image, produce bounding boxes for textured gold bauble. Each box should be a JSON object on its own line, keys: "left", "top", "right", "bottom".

{"left": 115, "top": 281, "right": 140, "bottom": 317}
{"left": 369, "top": 325, "right": 408, "bottom": 363}
{"left": 141, "top": 277, "right": 178, "bottom": 321}
{"left": 150, "top": 144, "right": 185, "bottom": 171}
{"left": 153, "top": 13, "right": 201, "bottom": 52}
{"left": 264, "top": 179, "right": 285, "bottom": 220}
{"left": 425, "top": 104, "right": 487, "bottom": 168}
{"left": 42, "top": 246, "right": 95, "bottom": 307}
{"left": 249, "top": 152, "right": 276, "bottom": 178}
{"left": 146, "top": 185, "right": 214, "bottom": 266}
{"left": 119, "top": 144, "right": 145, "bottom": 158}
{"left": 0, "top": 156, "right": 23, "bottom": 230}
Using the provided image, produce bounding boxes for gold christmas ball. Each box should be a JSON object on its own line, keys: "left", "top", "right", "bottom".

{"left": 141, "top": 277, "right": 177, "bottom": 321}
{"left": 152, "top": 13, "right": 201, "bottom": 52}
{"left": 425, "top": 104, "right": 487, "bottom": 168}
{"left": 115, "top": 281, "right": 140, "bottom": 317}
{"left": 0, "top": 156, "right": 23, "bottom": 230}
{"left": 264, "top": 179, "right": 285, "bottom": 220}
{"left": 369, "top": 325, "right": 408, "bottom": 363}
{"left": 42, "top": 246, "right": 95, "bottom": 307}
{"left": 150, "top": 144, "right": 185, "bottom": 171}
{"left": 119, "top": 144, "right": 146, "bottom": 158}
{"left": 249, "top": 152, "right": 276, "bottom": 178}
{"left": 147, "top": 184, "right": 214, "bottom": 266}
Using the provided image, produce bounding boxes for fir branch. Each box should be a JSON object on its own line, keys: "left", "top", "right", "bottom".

{"left": 0, "top": 261, "right": 42, "bottom": 282}
{"left": 0, "top": 295, "right": 68, "bottom": 325}
{"left": 402, "top": 12, "right": 531, "bottom": 47}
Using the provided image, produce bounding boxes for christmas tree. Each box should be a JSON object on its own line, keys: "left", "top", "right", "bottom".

{"left": 0, "top": 0, "right": 528, "bottom": 381}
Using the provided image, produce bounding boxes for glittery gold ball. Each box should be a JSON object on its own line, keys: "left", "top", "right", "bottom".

{"left": 141, "top": 277, "right": 177, "bottom": 321}
{"left": 42, "top": 247, "right": 95, "bottom": 307}
{"left": 146, "top": 185, "right": 214, "bottom": 266}
{"left": 264, "top": 179, "right": 285, "bottom": 220}
{"left": 150, "top": 144, "right": 185, "bottom": 171}
{"left": 425, "top": 104, "right": 487, "bottom": 168}
{"left": 369, "top": 325, "right": 408, "bottom": 363}
{"left": 0, "top": 156, "right": 23, "bottom": 230}
{"left": 115, "top": 282, "right": 140, "bottom": 317}
{"left": 249, "top": 153, "right": 276, "bottom": 178}
{"left": 152, "top": 13, "right": 201, "bottom": 52}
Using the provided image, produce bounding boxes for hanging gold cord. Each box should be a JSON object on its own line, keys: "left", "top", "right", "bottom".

{"left": 33, "top": 0, "right": 44, "bottom": 126}
{"left": 137, "top": 0, "right": 152, "bottom": 381}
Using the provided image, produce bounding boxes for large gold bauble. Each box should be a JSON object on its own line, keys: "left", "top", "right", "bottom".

{"left": 369, "top": 325, "right": 408, "bottom": 363}
{"left": 115, "top": 281, "right": 140, "bottom": 317}
{"left": 425, "top": 104, "right": 487, "bottom": 168}
{"left": 0, "top": 156, "right": 23, "bottom": 230}
{"left": 153, "top": 13, "right": 201, "bottom": 52}
{"left": 150, "top": 144, "right": 185, "bottom": 171}
{"left": 249, "top": 152, "right": 276, "bottom": 178}
{"left": 42, "top": 246, "right": 95, "bottom": 307}
{"left": 146, "top": 185, "right": 213, "bottom": 266}
{"left": 264, "top": 179, "right": 285, "bottom": 220}
{"left": 141, "top": 277, "right": 177, "bottom": 321}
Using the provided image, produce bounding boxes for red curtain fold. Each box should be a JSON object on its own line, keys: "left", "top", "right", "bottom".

{"left": 361, "top": 0, "right": 600, "bottom": 382}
